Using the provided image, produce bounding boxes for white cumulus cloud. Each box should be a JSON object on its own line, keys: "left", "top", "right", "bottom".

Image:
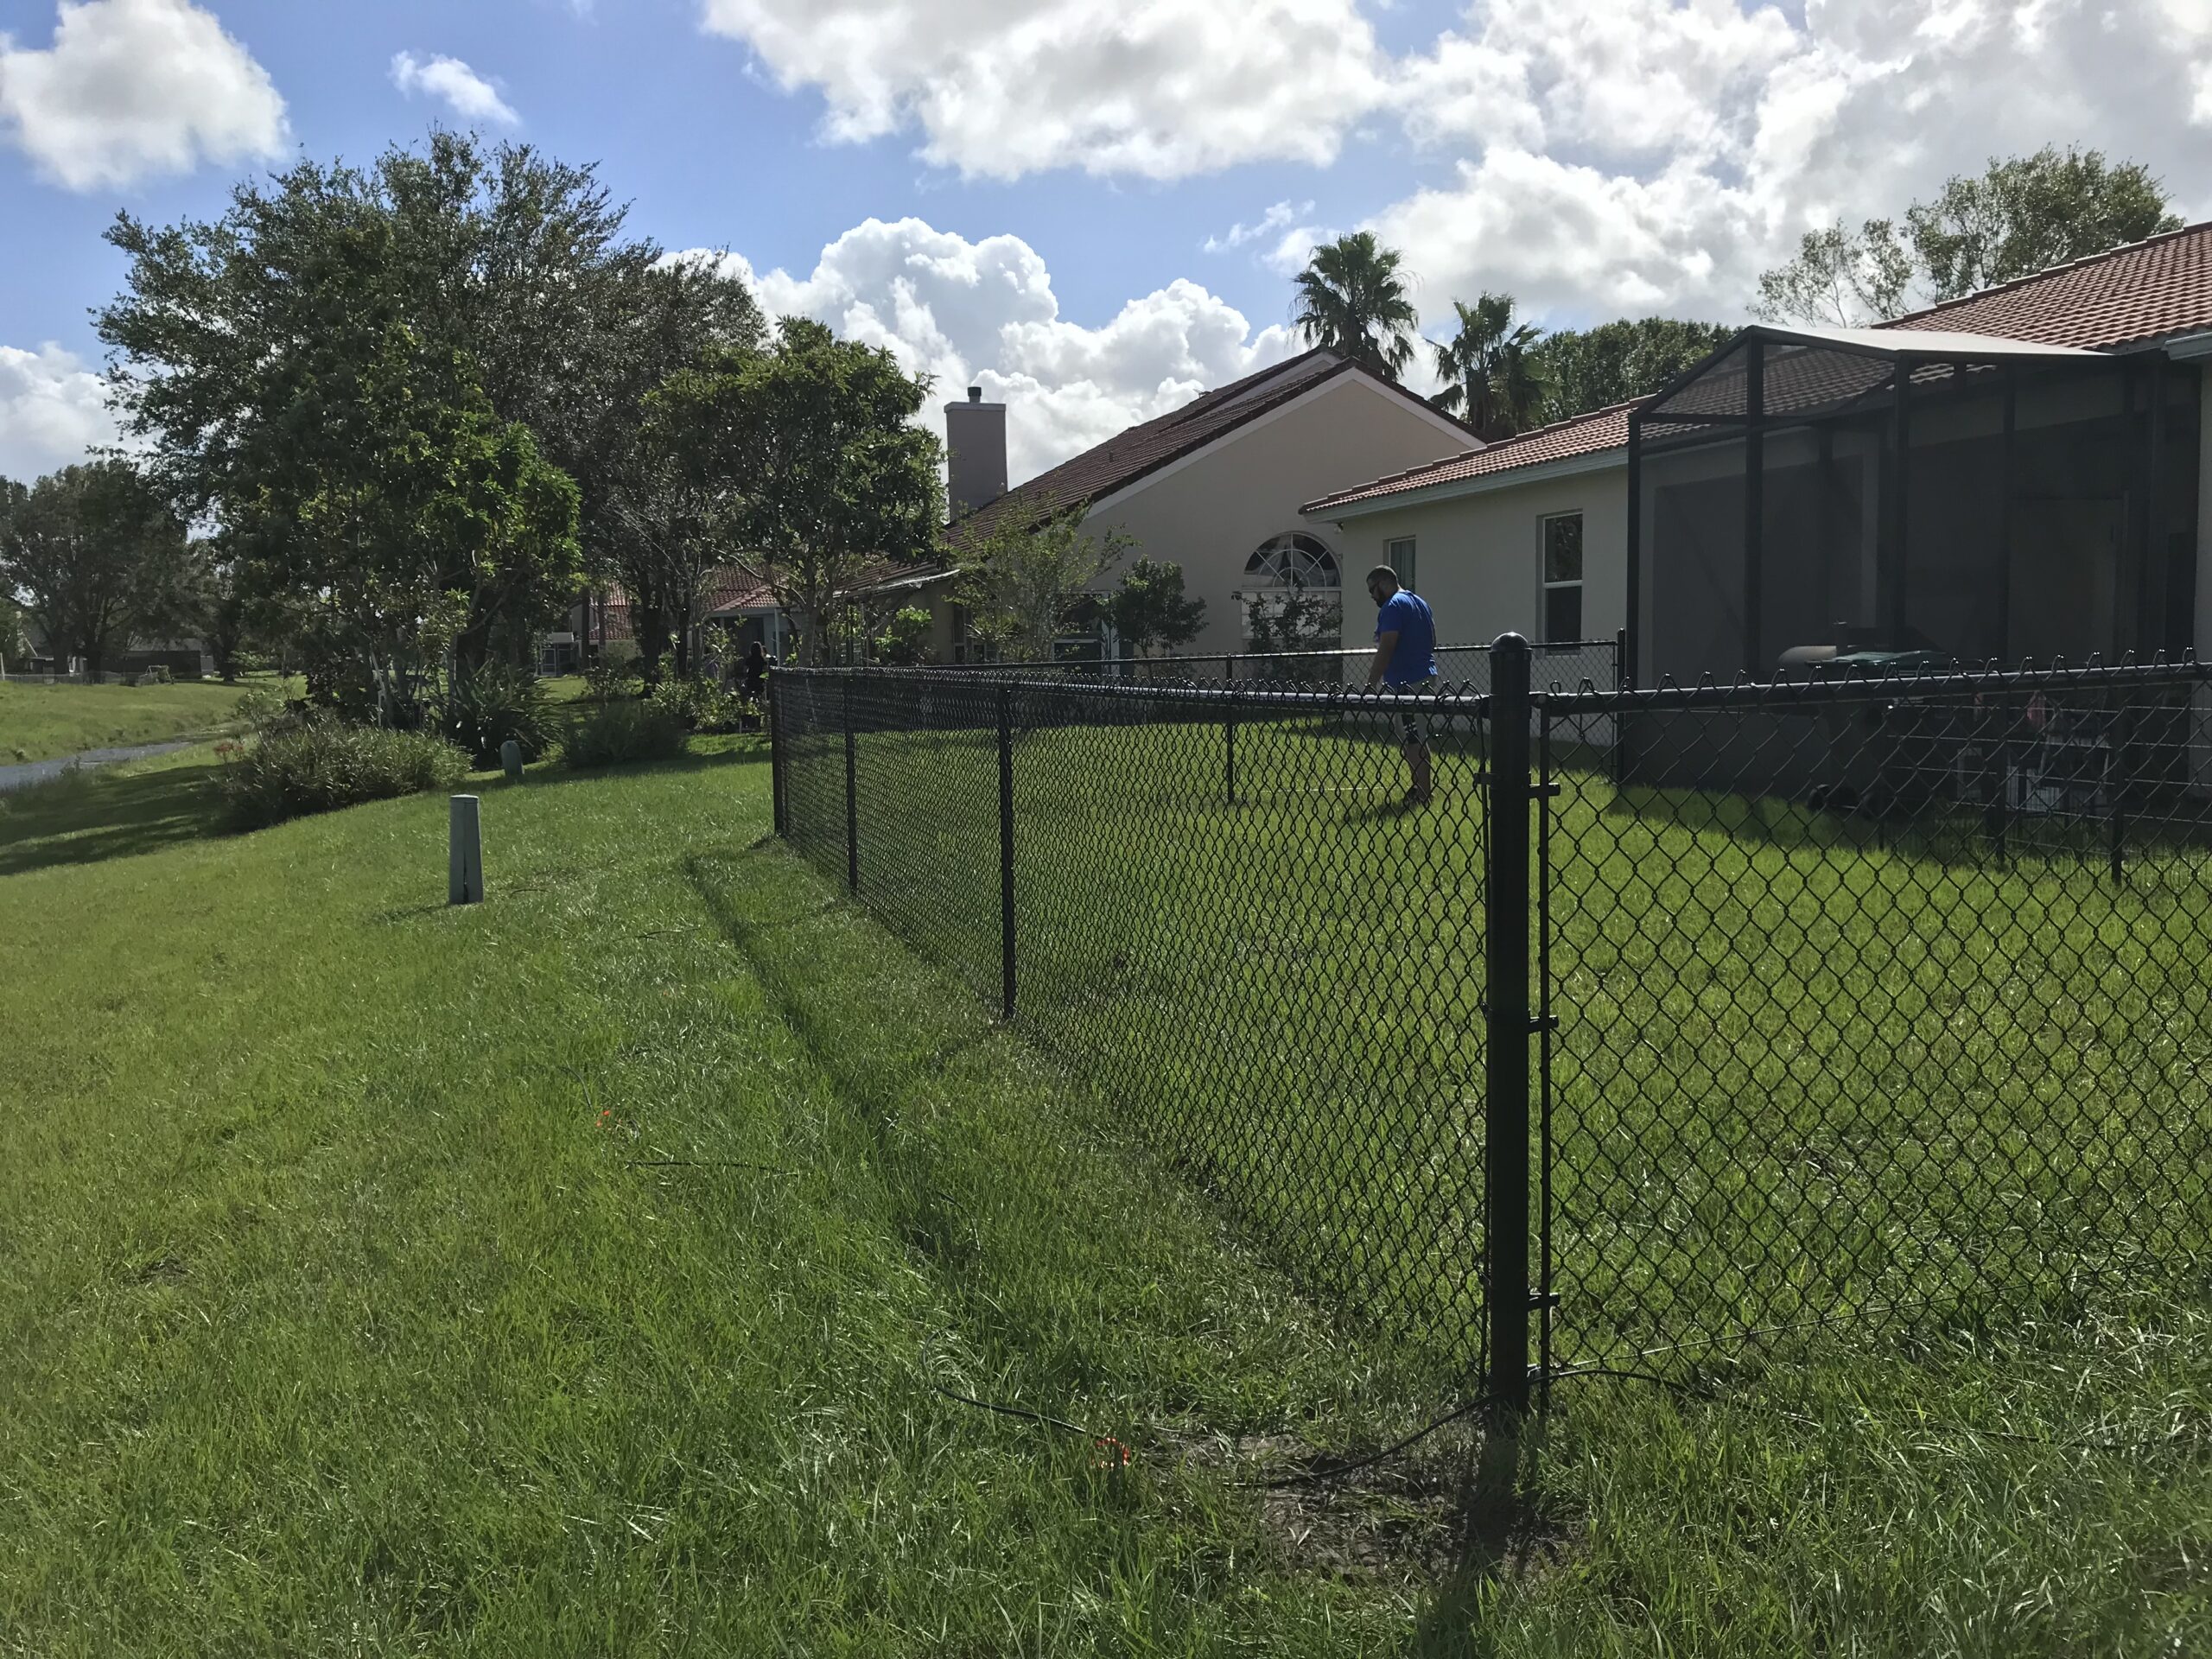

{"left": 680, "top": 218, "right": 1302, "bottom": 483}
{"left": 0, "top": 342, "right": 120, "bottom": 481}
{"left": 696, "top": 0, "right": 1390, "bottom": 179}
{"left": 391, "top": 52, "right": 518, "bottom": 126}
{"left": 1378, "top": 0, "right": 2212, "bottom": 327}
{"left": 0, "top": 0, "right": 287, "bottom": 191}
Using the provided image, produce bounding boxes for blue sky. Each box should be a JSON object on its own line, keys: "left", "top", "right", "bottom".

{"left": 3, "top": 0, "right": 2210, "bottom": 483}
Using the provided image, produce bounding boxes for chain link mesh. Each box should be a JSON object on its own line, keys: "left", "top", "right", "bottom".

{"left": 777, "top": 666, "right": 1497, "bottom": 1370}
{"left": 772, "top": 652, "right": 2212, "bottom": 1385}
{"left": 1541, "top": 661, "right": 2212, "bottom": 1371}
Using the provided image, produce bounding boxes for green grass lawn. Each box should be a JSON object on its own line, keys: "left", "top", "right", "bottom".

{"left": 0, "top": 677, "right": 282, "bottom": 766}
{"left": 4, "top": 728, "right": 2212, "bottom": 1652}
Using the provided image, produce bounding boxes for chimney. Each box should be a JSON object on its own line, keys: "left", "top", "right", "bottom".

{"left": 945, "top": 385, "right": 1007, "bottom": 519}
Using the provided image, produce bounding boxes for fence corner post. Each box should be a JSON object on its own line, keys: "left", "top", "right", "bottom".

{"left": 842, "top": 676, "right": 859, "bottom": 893}
{"left": 1484, "top": 632, "right": 1535, "bottom": 1422}
{"left": 769, "top": 668, "right": 786, "bottom": 839}
{"left": 997, "top": 680, "right": 1018, "bottom": 1020}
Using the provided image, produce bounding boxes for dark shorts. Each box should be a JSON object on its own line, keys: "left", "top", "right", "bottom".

{"left": 1389, "top": 677, "right": 1439, "bottom": 747}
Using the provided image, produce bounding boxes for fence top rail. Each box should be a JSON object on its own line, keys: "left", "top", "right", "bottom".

{"left": 1538, "top": 652, "right": 2212, "bottom": 714}
{"left": 773, "top": 664, "right": 1494, "bottom": 714}
{"left": 902, "top": 639, "right": 1619, "bottom": 675}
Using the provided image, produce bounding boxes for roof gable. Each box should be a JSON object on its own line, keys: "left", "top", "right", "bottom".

{"left": 946, "top": 349, "right": 1478, "bottom": 546}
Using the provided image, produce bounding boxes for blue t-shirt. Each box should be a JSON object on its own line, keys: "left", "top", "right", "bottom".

{"left": 1376, "top": 590, "right": 1438, "bottom": 684}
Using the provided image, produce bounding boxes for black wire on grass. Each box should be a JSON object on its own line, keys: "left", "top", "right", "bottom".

{"left": 927, "top": 1382, "right": 1134, "bottom": 1467}
{"left": 1255, "top": 1393, "right": 1503, "bottom": 1491}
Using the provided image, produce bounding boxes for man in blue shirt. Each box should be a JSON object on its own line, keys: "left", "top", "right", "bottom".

{"left": 1364, "top": 563, "right": 1439, "bottom": 804}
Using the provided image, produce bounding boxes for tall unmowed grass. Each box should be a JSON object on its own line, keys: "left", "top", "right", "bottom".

{"left": 214, "top": 715, "right": 469, "bottom": 830}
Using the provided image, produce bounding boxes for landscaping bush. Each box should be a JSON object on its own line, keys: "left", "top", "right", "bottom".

{"left": 561, "top": 700, "right": 688, "bottom": 769}
{"left": 134, "top": 664, "right": 175, "bottom": 687}
{"left": 646, "top": 676, "right": 755, "bottom": 734}
{"left": 442, "top": 664, "right": 556, "bottom": 767}
{"left": 216, "top": 717, "right": 469, "bottom": 830}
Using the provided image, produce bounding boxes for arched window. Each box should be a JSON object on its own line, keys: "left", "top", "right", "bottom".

{"left": 1243, "top": 532, "right": 1340, "bottom": 592}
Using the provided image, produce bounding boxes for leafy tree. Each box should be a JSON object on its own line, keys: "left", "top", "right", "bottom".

{"left": 96, "top": 131, "right": 664, "bottom": 678}
{"left": 1906, "top": 146, "right": 2178, "bottom": 299}
{"left": 1754, "top": 219, "right": 1915, "bottom": 327}
{"left": 0, "top": 461, "right": 190, "bottom": 679}
{"left": 871, "top": 606, "right": 936, "bottom": 666}
{"left": 1107, "top": 556, "right": 1207, "bottom": 658}
{"left": 1431, "top": 293, "right": 1544, "bottom": 441}
{"left": 579, "top": 258, "right": 765, "bottom": 686}
{"left": 0, "top": 593, "right": 28, "bottom": 673}
{"left": 1757, "top": 147, "right": 2180, "bottom": 325}
{"left": 650, "top": 319, "right": 942, "bottom": 664}
{"left": 1243, "top": 588, "right": 1341, "bottom": 655}
{"left": 1526, "top": 317, "right": 1735, "bottom": 427}
{"left": 1292, "top": 232, "right": 1421, "bottom": 380}
{"left": 956, "top": 512, "right": 1130, "bottom": 663}
{"left": 234, "top": 317, "right": 582, "bottom": 721}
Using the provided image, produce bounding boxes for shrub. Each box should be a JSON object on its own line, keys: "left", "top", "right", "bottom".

{"left": 443, "top": 664, "right": 556, "bottom": 767}
{"left": 646, "top": 676, "right": 755, "bottom": 734}
{"left": 561, "top": 700, "right": 688, "bottom": 769}
{"left": 134, "top": 664, "right": 175, "bottom": 687}
{"left": 216, "top": 718, "right": 469, "bottom": 830}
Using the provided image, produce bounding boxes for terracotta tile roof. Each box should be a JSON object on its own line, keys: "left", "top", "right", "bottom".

{"left": 1881, "top": 220, "right": 2212, "bottom": 350}
{"left": 1308, "top": 221, "right": 2212, "bottom": 512}
{"left": 1303, "top": 402, "right": 1636, "bottom": 513}
{"left": 946, "top": 347, "right": 1477, "bottom": 546}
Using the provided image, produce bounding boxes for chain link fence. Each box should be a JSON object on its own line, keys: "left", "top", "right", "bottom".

{"left": 923, "top": 638, "right": 1621, "bottom": 696}
{"left": 772, "top": 645, "right": 2212, "bottom": 1402}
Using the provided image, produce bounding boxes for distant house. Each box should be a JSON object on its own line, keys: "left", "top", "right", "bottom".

{"left": 1306, "top": 222, "right": 2212, "bottom": 686}
{"left": 937, "top": 350, "right": 1480, "bottom": 658}
{"left": 564, "top": 569, "right": 797, "bottom": 674}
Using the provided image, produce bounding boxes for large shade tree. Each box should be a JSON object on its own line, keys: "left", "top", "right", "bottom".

{"left": 582, "top": 257, "right": 766, "bottom": 685}
{"left": 0, "top": 461, "right": 190, "bottom": 679}
{"left": 1757, "top": 146, "right": 2180, "bottom": 326}
{"left": 1526, "top": 317, "right": 1736, "bottom": 428}
{"left": 650, "top": 319, "right": 943, "bottom": 664}
{"left": 95, "top": 131, "right": 656, "bottom": 687}
{"left": 1292, "top": 232, "right": 1421, "bottom": 380}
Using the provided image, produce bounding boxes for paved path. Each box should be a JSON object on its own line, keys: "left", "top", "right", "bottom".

{"left": 0, "top": 741, "right": 193, "bottom": 795}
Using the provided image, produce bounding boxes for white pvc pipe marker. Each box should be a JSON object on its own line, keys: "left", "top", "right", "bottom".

{"left": 449, "top": 795, "right": 484, "bottom": 906}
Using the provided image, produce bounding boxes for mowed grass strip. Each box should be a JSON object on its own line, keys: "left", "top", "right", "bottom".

{"left": 0, "top": 677, "right": 268, "bottom": 765}
{"left": 6, "top": 730, "right": 2212, "bottom": 1653}
{"left": 0, "top": 740, "right": 1440, "bottom": 1655}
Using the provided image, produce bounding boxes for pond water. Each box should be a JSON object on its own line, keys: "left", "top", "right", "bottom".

{"left": 0, "top": 741, "right": 193, "bottom": 795}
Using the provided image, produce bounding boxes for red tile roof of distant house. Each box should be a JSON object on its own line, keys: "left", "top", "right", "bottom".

{"left": 1303, "top": 402, "right": 1637, "bottom": 512}
{"left": 1307, "top": 220, "right": 2212, "bottom": 514}
{"left": 946, "top": 346, "right": 1478, "bottom": 546}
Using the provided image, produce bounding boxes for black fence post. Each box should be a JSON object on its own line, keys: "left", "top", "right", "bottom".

{"left": 768, "top": 669, "right": 786, "bottom": 839}
{"left": 2110, "top": 692, "right": 2131, "bottom": 887}
{"left": 1225, "top": 685, "right": 1240, "bottom": 806}
{"left": 842, "top": 677, "right": 859, "bottom": 893}
{"left": 1484, "top": 632, "right": 1535, "bottom": 1421}
{"left": 1615, "top": 627, "right": 1628, "bottom": 692}
{"left": 997, "top": 682, "right": 1018, "bottom": 1020}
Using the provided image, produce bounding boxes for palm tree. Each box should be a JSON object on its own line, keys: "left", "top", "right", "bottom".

{"left": 1431, "top": 293, "right": 1545, "bottom": 442}
{"left": 1291, "top": 232, "right": 1421, "bottom": 381}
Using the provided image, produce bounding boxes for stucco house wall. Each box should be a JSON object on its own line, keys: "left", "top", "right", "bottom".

{"left": 1308, "top": 459, "right": 1630, "bottom": 658}
{"left": 1077, "top": 373, "right": 1471, "bottom": 658}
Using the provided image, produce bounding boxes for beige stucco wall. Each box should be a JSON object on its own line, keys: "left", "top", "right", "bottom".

{"left": 1076, "top": 374, "right": 1474, "bottom": 658}
{"left": 1310, "top": 460, "right": 1630, "bottom": 659}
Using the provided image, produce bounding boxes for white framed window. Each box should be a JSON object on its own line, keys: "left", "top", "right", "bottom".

{"left": 1386, "top": 536, "right": 1417, "bottom": 592}
{"left": 1541, "top": 512, "right": 1584, "bottom": 643}
{"left": 1237, "top": 531, "right": 1342, "bottom": 648}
